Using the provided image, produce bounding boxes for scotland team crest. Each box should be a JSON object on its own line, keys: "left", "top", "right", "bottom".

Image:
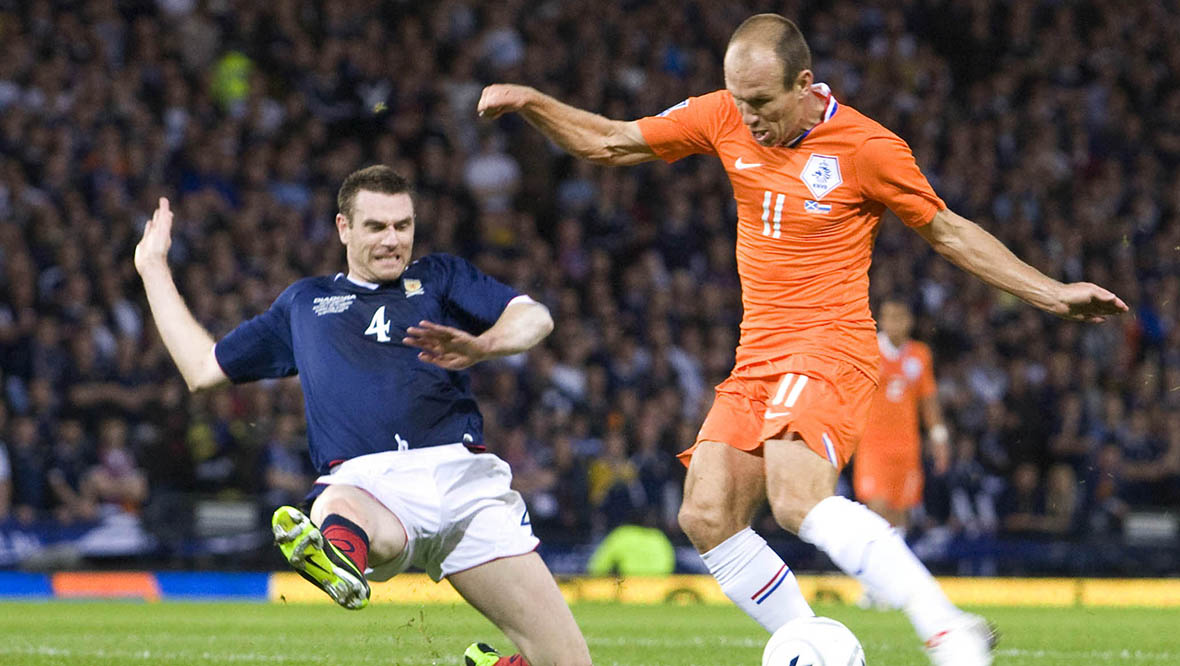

{"left": 403, "top": 278, "right": 424, "bottom": 297}
{"left": 800, "top": 154, "right": 842, "bottom": 200}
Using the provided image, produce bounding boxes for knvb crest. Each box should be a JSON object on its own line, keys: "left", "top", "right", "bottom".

{"left": 903, "top": 356, "right": 924, "bottom": 380}
{"left": 403, "top": 278, "right": 424, "bottom": 297}
{"left": 800, "top": 153, "right": 842, "bottom": 200}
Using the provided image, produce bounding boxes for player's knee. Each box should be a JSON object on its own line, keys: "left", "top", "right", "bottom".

{"left": 677, "top": 500, "right": 735, "bottom": 551}
{"left": 312, "top": 484, "right": 407, "bottom": 559}
{"left": 310, "top": 484, "right": 363, "bottom": 523}
{"left": 768, "top": 489, "right": 828, "bottom": 534}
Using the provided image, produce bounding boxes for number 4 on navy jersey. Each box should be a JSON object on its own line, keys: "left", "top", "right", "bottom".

{"left": 365, "top": 306, "right": 392, "bottom": 342}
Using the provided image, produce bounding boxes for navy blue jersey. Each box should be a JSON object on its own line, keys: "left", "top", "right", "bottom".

{"left": 214, "top": 253, "right": 519, "bottom": 473}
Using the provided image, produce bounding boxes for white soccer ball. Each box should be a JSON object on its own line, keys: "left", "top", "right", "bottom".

{"left": 762, "top": 616, "right": 866, "bottom": 666}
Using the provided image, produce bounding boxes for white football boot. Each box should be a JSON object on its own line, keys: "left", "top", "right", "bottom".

{"left": 924, "top": 613, "right": 997, "bottom": 666}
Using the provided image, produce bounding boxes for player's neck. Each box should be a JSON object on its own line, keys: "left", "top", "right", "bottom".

{"left": 803, "top": 89, "right": 826, "bottom": 127}
{"left": 783, "top": 90, "right": 828, "bottom": 146}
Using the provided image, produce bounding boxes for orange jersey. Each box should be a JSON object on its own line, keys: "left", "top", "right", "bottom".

{"left": 859, "top": 335, "right": 936, "bottom": 466}
{"left": 636, "top": 86, "right": 944, "bottom": 378}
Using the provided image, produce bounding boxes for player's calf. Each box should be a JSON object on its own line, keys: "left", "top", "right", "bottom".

{"left": 272, "top": 505, "right": 371, "bottom": 610}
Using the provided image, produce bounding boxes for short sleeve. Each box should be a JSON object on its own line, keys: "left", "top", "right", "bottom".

{"left": 916, "top": 344, "right": 936, "bottom": 398}
{"left": 215, "top": 283, "right": 299, "bottom": 383}
{"left": 854, "top": 135, "right": 945, "bottom": 227}
{"left": 634, "top": 91, "right": 729, "bottom": 162}
{"left": 440, "top": 256, "right": 521, "bottom": 334}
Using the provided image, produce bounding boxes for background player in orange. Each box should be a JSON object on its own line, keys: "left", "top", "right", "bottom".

{"left": 479, "top": 13, "right": 1126, "bottom": 666}
{"left": 854, "top": 298, "right": 951, "bottom": 530}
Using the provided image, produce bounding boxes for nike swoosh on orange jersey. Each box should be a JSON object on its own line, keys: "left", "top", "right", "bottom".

{"left": 735, "top": 157, "right": 763, "bottom": 170}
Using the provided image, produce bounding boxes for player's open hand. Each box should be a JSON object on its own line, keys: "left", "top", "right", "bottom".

{"left": 403, "top": 320, "right": 489, "bottom": 370}
{"left": 1054, "top": 282, "right": 1128, "bottom": 323}
{"left": 477, "top": 84, "right": 535, "bottom": 119}
{"left": 134, "top": 197, "right": 174, "bottom": 275}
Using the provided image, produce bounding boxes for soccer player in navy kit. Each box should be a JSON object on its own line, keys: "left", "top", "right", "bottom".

{"left": 134, "top": 166, "right": 591, "bottom": 666}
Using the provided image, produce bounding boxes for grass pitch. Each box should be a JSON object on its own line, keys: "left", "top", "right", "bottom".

{"left": 0, "top": 601, "right": 1177, "bottom": 665}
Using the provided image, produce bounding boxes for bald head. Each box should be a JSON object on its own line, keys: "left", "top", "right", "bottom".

{"left": 727, "top": 14, "right": 812, "bottom": 90}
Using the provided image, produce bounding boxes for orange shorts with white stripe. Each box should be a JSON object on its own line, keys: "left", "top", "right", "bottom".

{"left": 680, "top": 354, "right": 877, "bottom": 470}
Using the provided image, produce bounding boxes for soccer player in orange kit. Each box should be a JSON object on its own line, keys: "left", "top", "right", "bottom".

{"left": 478, "top": 13, "right": 1126, "bottom": 666}
{"left": 855, "top": 299, "right": 951, "bottom": 531}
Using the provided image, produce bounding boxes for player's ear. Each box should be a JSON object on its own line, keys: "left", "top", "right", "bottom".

{"left": 335, "top": 213, "right": 351, "bottom": 242}
{"left": 795, "top": 68, "right": 814, "bottom": 94}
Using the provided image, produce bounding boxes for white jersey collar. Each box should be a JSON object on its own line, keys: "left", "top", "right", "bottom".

{"left": 786, "top": 83, "right": 839, "bottom": 148}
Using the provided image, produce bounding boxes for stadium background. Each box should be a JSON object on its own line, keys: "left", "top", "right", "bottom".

{"left": 0, "top": 0, "right": 1177, "bottom": 584}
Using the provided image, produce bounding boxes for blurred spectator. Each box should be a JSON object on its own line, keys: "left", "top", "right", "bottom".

{"left": 588, "top": 429, "right": 642, "bottom": 534}
{"left": 630, "top": 403, "right": 681, "bottom": 532}
{"left": 464, "top": 132, "right": 520, "bottom": 214}
{"left": 46, "top": 418, "right": 96, "bottom": 524}
{"left": 260, "top": 413, "right": 313, "bottom": 510}
{"left": 1116, "top": 407, "right": 1176, "bottom": 506}
{"left": 1041, "top": 464, "right": 1082, "bottom": 538}
{"left": 1083, "top": 442, "right": 1129, "bottom": 537}
{"left": 947, "top": 436, "right": 1001, "bottom": 538}
{"left": 999, "top": 462, "right": 1043, "bottom": 535}
{"left": 500, "top": 425, "right": 557, "bottom": 522}
{"left": 0, "top": 403, "right": 11, "bottom": 522}
{"left": 81, "top": 417, "right": 148, "bottom": 516}
{"left": 9, "top": 415, "right": 47, "bottom": 524}
{"left": 185, "top": 391, "right": 245, "bottom": 493}
{"left": 539, "top": 433, "right": 592, "bottom": 542}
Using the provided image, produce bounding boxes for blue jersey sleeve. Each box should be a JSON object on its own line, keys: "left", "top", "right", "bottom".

{"left": 439, "top": 255, "right": 520, "bottom": 333}
{"left": 214, "top": 282, "right": 301, "bottom": 382}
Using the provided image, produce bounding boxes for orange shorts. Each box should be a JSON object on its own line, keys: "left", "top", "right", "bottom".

{"left": 679, "top": 355, "right": 876, "bottom": 470}
{"left": 852, "top": 453, "right": 924, "bottom": 511}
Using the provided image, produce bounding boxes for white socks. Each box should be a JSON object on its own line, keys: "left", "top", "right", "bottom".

{"left": 798, "top": 496, "right": 962, "bottom": 641}
{"left": 700, "top": 527, "right": 814, "bottom": 632}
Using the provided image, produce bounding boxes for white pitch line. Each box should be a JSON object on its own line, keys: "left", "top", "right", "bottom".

{"left": 0, "top": 645, "right": 452, "bottom": 664}
{"left": 997, "top": 648, "right": 1179, "bottom": 661}
{"left": 588, "top": 635, "right": 764, "bottom": 648}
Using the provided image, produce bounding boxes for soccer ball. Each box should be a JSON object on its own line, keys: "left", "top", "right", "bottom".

{"left": 762, "top": 616, "right": 866, "bottom": 666}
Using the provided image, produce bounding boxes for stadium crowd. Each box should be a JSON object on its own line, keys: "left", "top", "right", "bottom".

{"left": 0, "top": 0, "right": 1178, "bottom": 569}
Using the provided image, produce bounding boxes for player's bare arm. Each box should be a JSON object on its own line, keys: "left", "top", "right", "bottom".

{"left": 915, "top": 208, "right": 1129, "bottom": 323}
{"left": 477, "top": 84, "right": 657, "bottom": 166}
{"left": 404, "top": 299, "right": 553, "bottom": 371}
{"left": 134, "top": 197, "right": 229, "bottom": 392}
{"left": 920, "top": 395, "right": 951, "bottom": 475}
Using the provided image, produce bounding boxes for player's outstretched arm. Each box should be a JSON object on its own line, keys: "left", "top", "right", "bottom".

{"left": 477, "top": 84, "right": 657, "bottom": 166}
{"left": 134, "top": 197, "right": 229, "bottom": 392}
{"left": 403, "top": 299, "right": 553, "bottom": 371}
{"left": 914, "top": 208, "right": 1128, "bottom": 323}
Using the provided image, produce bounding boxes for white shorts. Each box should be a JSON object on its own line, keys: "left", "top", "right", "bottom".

{"left": 314, "top": 444, "right": 539, "bottom": 582}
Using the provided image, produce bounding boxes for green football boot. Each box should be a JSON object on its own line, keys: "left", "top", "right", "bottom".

{"left": 463, "top": 642, "right": 504, "bottom": 666}
{"left": 271, "top": 505, "right": 370, "bottom": 610}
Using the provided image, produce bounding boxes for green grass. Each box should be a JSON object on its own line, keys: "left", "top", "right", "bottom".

{"left": 0, "top": 601, "right": 1177, "bottom": 665}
